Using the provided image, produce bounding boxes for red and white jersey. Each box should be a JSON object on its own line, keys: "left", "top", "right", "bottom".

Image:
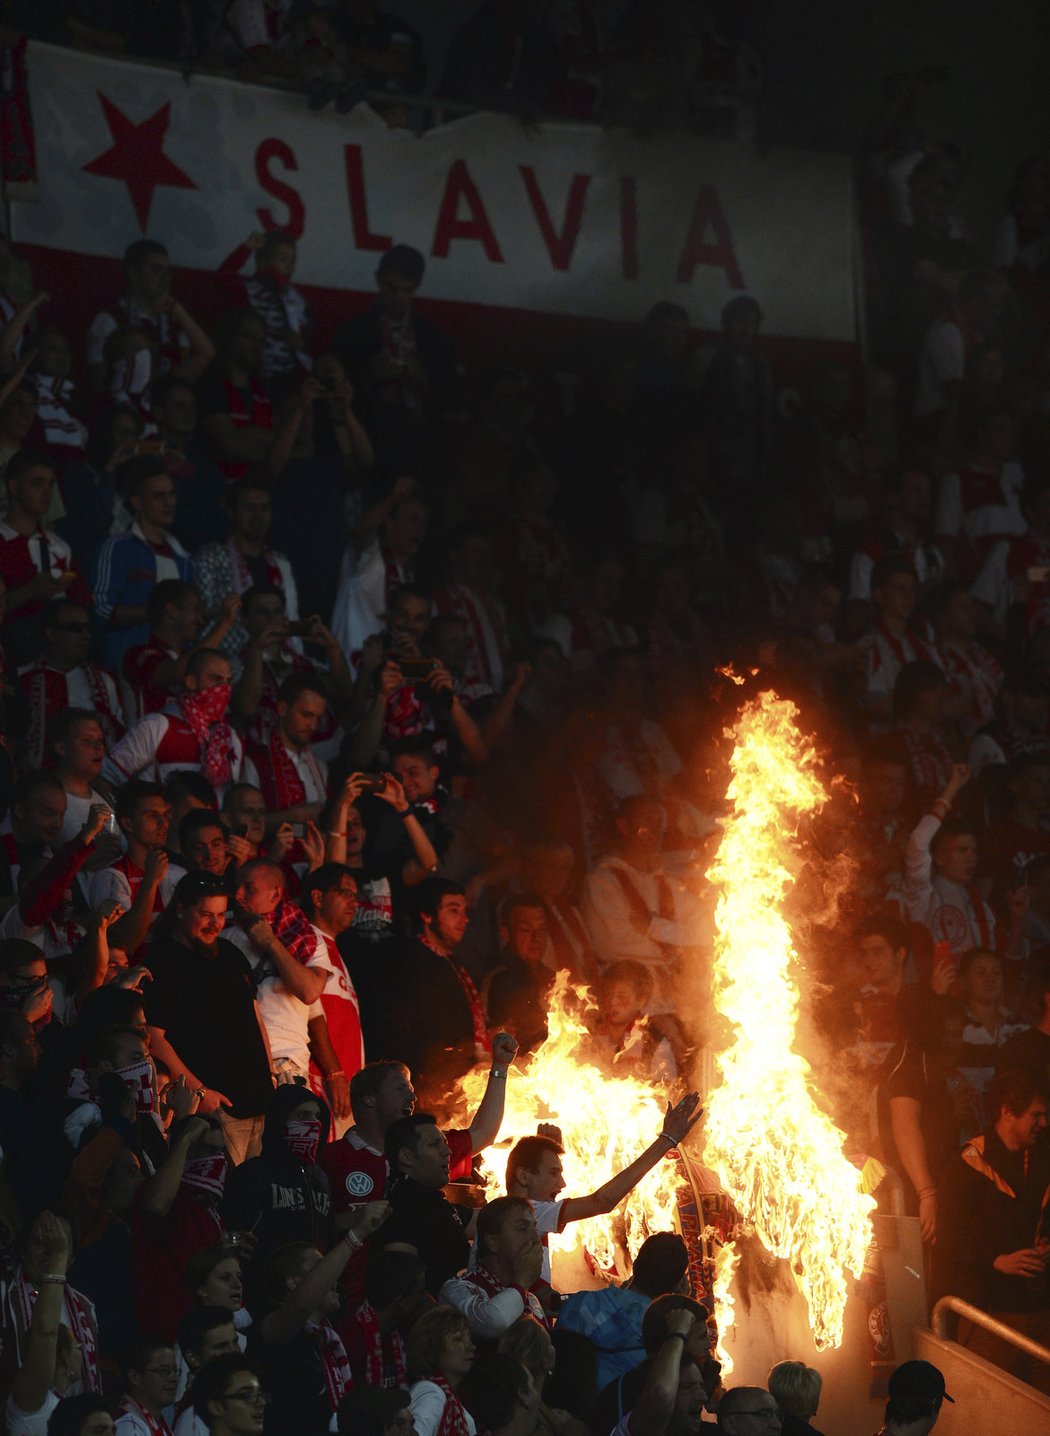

{"left": 121, "top": 636, "right": 179, "bottom": 723}
{"left": 18, "top": 662, "right": 123, "bottom": 768}
{"left": 321, "top": 1127, "right": 388, "bottom": 1211}
{"left": 865, "top": 624, "right": 942, "bottom": 704}
{"left": 101, "top": 709, "right": 255, "bottom": 794}
{"left": 935, "top": 462, "right": 1026, "bottom": 580}
{"left": 307, "top": 928, "right": 365, "bottom": 1103}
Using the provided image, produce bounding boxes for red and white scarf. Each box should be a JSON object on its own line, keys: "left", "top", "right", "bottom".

{"left": 436, "top": 583, "right": 510, "bottom": 691}
{"left": 353, "top": 1300, "right": 406, "bottom": 1389}
{"left": 21, "top": 663, "right": 121, "bottom": 769}
{"left": 310, "top": 1319, "right": 353, "bottom": 1413}
{"left": 219, "top": 378, "right": 272, "bottom": 480}
{"left": 227, "top": 536, "right": 283, "bottom": 597}
{"left": 251, "top": 729, "right": 326, "bottom": 813}
{"left": 11, "top": 1267, "right": 100, "bottom": 1390}
{"left": 181, "top": 1153, "right": 228, "bottom": 1208}
{"left": 429, "top": 1375, "right": 471, "bottom": 1436}
{"left": 119, "top": 1399, "right": 172, "bottom": 1436}
{"left": 177, "top": 683, "right": 235, "bottom": 788}
{"left": 420, "top": 932, "right": 490, "bottom": 1057}
{"left": 34, "top": 375, "right": 87, "bottom": 455}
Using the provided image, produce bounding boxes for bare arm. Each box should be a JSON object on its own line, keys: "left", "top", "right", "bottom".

{"left": 889, "top": 1095, "right": 938, "bottom": 1242}
{"left": 370, "top": 773, "right": 439, "bottom": 886}
{"left": 307, "top": 1014, "right": 351, "bottom": 1122}
{"left": 265, "top": 381, "right": 318, "bottom": 480}
{"left": 167, "top": 299, "right": 216, "bottom": 382}
{"left": 627, "top": 1311, "right": 697, "bottom": 1436}
{"left": 0, "top": 293, "right": 47, "bottom": 373}
{"left": 232, "top": 622, "right": 285, "bottom": 721}
{"left": 259, "top": 1203, "right": 389, "bottom": 1346}
{"left": 140, "top": 1111, "right": 208, "bottom": 1218}
{"left": 561, "top": 1094, "right": 702, "bottom": 1225}
{"left": 107, "top": 849, "right": 168, "bottom": 957}
{"left": 150, "top": 594, "right": 241, "bottom": 690}
{"left": 466, "top": 1034, "right": 518, "bottom": 1152}
{"left": 243, "top": 920, "right": 326, "bottom": 1004}
{"left": 11, "top": 1213, "right": 70, "bottom": 1413}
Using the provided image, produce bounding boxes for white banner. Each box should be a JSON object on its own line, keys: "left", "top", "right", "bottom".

{"left": 13, "top": 43, "right": 855, "bottom": 342}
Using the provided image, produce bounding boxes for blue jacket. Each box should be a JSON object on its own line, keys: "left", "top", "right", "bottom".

{"left": 91, "top": 522, "right": 190, "bottom": 670}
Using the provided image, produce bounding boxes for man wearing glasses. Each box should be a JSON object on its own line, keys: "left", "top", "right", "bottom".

{"left": 714, "top": 1388, "right": 783, "bottom": 1433}
{"left": 19, "top": 598, "right": 124, "bottom": 768}
{"left": 191, "top": 1354, "right": 267, "bottom": 1436}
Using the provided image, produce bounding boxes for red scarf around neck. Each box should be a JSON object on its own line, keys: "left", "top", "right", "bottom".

{"left": 177, "top": 684, "right": 235, "bottom": 788}
{"left": 354, "top": 1300, "right": 406, "bottom": 1388}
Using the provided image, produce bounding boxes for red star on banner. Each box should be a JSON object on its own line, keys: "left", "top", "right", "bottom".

{"left": 82, "top": 93, "right": 197, "bottom": 230}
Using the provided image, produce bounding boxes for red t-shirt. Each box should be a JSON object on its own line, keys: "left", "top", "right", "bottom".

{"left": 131, "top": 1187, "right": 225, "bottom": 1339}
{"left": 320, "top": 1126, "right": 474, "bottom": 1304}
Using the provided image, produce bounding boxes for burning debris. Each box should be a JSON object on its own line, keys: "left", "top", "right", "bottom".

{"left": 702, "top": 690, "right": 875, "bottom": 1351}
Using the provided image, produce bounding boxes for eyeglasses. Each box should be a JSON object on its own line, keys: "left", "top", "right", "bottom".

{"left": 181, "top": 874, "right": 229, "bottom": 896}
{"left": 221, "top": 1389, "right": 269, "bottom": 1405}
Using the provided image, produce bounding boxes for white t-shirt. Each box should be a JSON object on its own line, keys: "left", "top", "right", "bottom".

{"left": 915, "top": 314, "right": 966, "bottom": 416}
{"left": 60, "top": 787, "right": 115, "bottom": 847}
{"left": 4, "top": 1390, "right": 58, "bottom": 1436}
{"left": 409, "top": 1382, "right": 477, "bottom": 1436}
{"left": 224, "top": 923, "right": 326, "bottom": 1076}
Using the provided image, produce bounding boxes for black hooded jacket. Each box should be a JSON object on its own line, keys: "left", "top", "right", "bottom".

{"left": 220, "top": 1085, "right": 333, "bottom": 1268}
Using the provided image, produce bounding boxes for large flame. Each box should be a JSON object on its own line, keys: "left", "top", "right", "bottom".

{"left": 459, "top": 974, "right": 683, "bottom": 1273}
{"left": 702, "top": 690, "right": 875, "bottom": 1350}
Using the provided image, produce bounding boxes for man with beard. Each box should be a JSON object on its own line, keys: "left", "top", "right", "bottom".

{"left": 145, "top": 872, "right": 273, "bottom": 1161}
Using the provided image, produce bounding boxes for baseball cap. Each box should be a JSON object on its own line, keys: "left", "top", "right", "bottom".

{"left": 888, "top": 1360, "right": 954, "bottom": 1405}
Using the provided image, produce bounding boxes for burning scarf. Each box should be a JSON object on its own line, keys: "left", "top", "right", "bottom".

{"left": 309, "top": 1319, "right": 352, "bottom": 1413}
{"left": 11, "top": 1267, "right": 100, "bottom": 1390}
{"left": 181, "top": 1153, "right": 228, "bottom": 1205}
{"left": 353, "top": 1300, "right": 406, "bottom": 1389}
{"left": 285, "top": 1118, "right": 322, "bottom": 1166}
{"left": 178, "top": 683, "right": 235, "bottom": 788}
{"left": 429, "top": 1375, "right": 471, "bottom": 1436}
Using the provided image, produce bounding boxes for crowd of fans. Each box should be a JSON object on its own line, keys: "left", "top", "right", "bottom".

{"left": 0, "top": 16, "right": 1046, "bottom": 1436}
{"left": 7, "top": 2, "right": 761, "bottom": 137}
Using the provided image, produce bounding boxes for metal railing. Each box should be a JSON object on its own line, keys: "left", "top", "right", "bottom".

{"left": 932, "top": 1296, "right": 1050, "bottom": 1368}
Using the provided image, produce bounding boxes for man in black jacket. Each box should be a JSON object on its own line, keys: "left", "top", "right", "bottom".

{"left": 937, "top": 1067, "right": 1050, "bottom": 1392}
{"left": 220, "top": 1082, "right": 333, "bottom": 1274}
